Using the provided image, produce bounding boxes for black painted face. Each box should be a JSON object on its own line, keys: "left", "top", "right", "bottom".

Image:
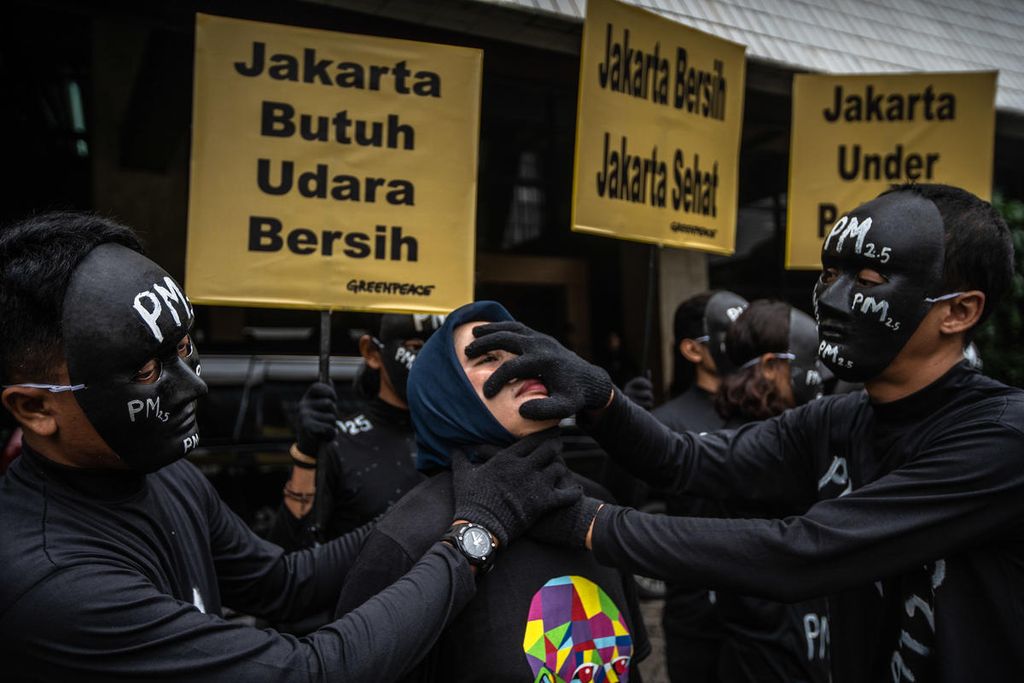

{"left": 703, "top": 291, "right": 749, "bottom": 375}
{"left": 376, "top": 314, "right": 445, "bottom": 402}
{"left": 377, "top": 339, "right": 418, "bottom": 401}
{"left": 813, "top": 191, "right": 947, "bottom": 382}
{"left": 62, "top": 244, "right": 207, "bottom": 472}
{"left": 788, "top": 307, "right": 830, "bottom": 405}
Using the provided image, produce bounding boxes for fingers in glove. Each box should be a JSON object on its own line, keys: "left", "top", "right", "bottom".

{"left": 304, "top": 417, "right": 339, "bottom": 440}
{"left": 519, "top": 395, "right": 578, "bottom": 422}
{"left": 464, "top": 330, "right": 529, "bottom": 360}
{"left": 303, "top": 382, "right": 337, "bottom": 401}
{"left": 469, "top": 321, "right": 530, "bottom": 338}
{"left": 625, "top": 388, "right": 654, "bottom": 410}
{"left": 549, "top": 484, "right": 584, "bottom": 509}
{"left": 529, "top": 452, "right": 568, "bottom": 483}
{"left": 624, "top": 376, "right": 653, "bottom": 393}
{"left": 481, "top": 355, "right": 552, "bottom": 398}
{"left": 303, "top": 398, "right": 339, "bottom": 419}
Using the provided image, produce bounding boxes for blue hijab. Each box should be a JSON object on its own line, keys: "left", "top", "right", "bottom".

{"left": 408, "top": 301, "right": 517, "bottom": 471}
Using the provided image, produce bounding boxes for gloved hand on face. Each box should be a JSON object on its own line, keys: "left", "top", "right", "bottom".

{"left": 464, "top": 322, "right": 614, "bottom": 421}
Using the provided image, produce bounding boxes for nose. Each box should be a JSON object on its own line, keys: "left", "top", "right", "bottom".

{"left": 815, "top": 274, "right": 853, "bottom": 320}
{"left": 172, "top": 354, "right": 209, "bottom": 399}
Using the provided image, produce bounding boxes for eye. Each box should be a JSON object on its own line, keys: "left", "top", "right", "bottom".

{"left": 176, "top": 335, "right": 194, "bottom": 359}
{"left": 132, "top": 359, "right": 161, "bottom": 384}
{"left": 571, "top": 663, "right": 597, "bottom": 683}
{"left": 611, "top": 656, "right": 631, "bottom": 674}
{"left": 819, "top": 268, "right": 839, "bottom": 285}
{"left": 476, "top": 352, "right": 501, "bottom": 365}
{"left": 856, "top": 268, "right": 887, "bottom": 287}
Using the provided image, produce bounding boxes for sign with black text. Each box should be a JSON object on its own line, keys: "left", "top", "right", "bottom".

{"left": 571, "top": 0, "right": 746, "bottom": 254}
{"left": 187, "top": 14, "right": 482, "bottom": 311}
{"left": 786, "top": 71, "right": 996, "bottom": 269}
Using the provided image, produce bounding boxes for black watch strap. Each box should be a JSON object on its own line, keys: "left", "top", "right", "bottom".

{"left": 441, "top": 522, "right": 497, "bottom": 573}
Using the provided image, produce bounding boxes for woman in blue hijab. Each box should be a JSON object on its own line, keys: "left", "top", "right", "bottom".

{"left": 333, "top": 301, "right": 649, "bottom": 682}
{"left": 407, "top": 300, "right": 560, "bottom": 472}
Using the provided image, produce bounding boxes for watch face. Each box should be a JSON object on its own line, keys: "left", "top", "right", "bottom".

{"left": 462, "top": 527, "right": 492, "bottom": 559}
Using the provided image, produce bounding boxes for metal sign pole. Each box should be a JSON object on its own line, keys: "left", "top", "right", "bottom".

{"left": 640, "top": 244, "right": 658, "bottom": 377}
{"left": 318, "top": 310, "right": 331, "bottom": 384}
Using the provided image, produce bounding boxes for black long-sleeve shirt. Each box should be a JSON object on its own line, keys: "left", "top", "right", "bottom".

{"left": 586, "top": 362, "right": 1024, "bottom": 682}
{"left": 0, "top": 446, "right": 474, "bottom": 681}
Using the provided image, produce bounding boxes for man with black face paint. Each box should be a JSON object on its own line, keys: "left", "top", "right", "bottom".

{"left": 0, "top": 212, "right": 576, "bottom": 680}
{"left": 269, "top": 314, "right": 443, "bottom": 552}
{"left": 650, "top": 290, "right": 749, "bottom": 434}
{"left": 468, "top": 184, "right": 1024, "bottom": 682}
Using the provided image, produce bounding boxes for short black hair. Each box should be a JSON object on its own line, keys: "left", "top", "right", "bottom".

{"left": 0, "top": 212, "right": 143, "bottom": 383}
{"left": 882, "top": 183, "right": 1014, "bottom": 330}
{"left": 673, "top": 292, "right": 713, "bottom": 344}
{"left": 669, "top": 291, "right": 713, "bottom": 396}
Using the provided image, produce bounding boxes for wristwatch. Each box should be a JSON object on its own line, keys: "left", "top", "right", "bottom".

{"left": 441, "top": 522, "right": 497, "bottom": 573}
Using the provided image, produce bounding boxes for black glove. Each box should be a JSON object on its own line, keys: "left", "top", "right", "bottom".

{"left": 452, "top": 431, "right": 581, "bottom": 547}
{"left": 294, "top": 382, "right": 338, "bottom": 457}
{"left": 528, "top": 492, "right": 604, "bottom": 550}
{"left": 623, "top": 376, "right": 654, "bottom": 410}
{"left": 464, "top": 321, "right": 613, "bottom": 421}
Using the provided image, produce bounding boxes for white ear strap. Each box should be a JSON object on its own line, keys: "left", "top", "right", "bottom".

{"left": 739, "top": 352, "right": 795, "bottom": 369}
{"left": 924, "top": 292, "right": 963, "bottom": 303}
{"left": 2, "top": 383, "right": 87, "bottom": 393}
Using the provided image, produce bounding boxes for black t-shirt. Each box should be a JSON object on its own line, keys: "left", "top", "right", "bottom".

{"left": 268, "top": 398, "right": 423, "bottom": 551}
{"left": 651, "top": 385, "right": 724, "bottom": 435}
{"left": 0, "top": 446, "right": 475, "bottom": 681}
{"left": 335, "top": 471, "right": 651, "bottom": 683}
{"left": 652, "top": 385, "right": 729, "bottom": 523}
{"left": 589, "top": 362, "right": 1024, "bottom": 682}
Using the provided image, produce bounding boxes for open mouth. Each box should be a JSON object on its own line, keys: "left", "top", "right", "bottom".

{"left": 515, "top": 379, "right": 548, "bottom": 398}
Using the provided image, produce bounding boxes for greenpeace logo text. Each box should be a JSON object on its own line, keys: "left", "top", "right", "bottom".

{"left": 346, "top": 279, "right": 435, "bottom": 296}
{"left": 670, "top": 222, "right": 718, "bottom": 239}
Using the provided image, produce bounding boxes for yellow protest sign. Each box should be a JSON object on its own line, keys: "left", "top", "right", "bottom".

{"left": 786, "top": 71, "right": 996, "bottom": 269}
{"left": 187, "top": 14, "right": 482, "bottom": 312}
{"left": 571, "top": 0, "right": 746, "bottom": 254}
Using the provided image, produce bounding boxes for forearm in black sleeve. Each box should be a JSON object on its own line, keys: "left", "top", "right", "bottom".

{"left": 591, "top": 420, "right": 1024, "bottom": 602}
{"left": 204, "top": 467, "right": 373, "bottom": 622}
{"left": 585, "top": 390, "right": 818, "bottom": 507}
{"left": 5, "top": 543, "right": 474, "bottom": 681}
{"left": 221, "top": 519, "right": 373, "bottom": 622}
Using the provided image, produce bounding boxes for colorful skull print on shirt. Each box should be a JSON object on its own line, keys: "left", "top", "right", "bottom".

{"left": 523, "top": 575, "right": 633, "bottom": 683}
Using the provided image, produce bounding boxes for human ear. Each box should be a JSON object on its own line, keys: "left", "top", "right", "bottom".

{"left": 939, "top": 291, "right": 985, "bottom": 336}
{"left": 359, "top": 334, "right": 383, "bottom": 370}
{"left": 2, "top": 387, "right": 58, "bottom": 437}
{"left": 679, "top": 339, "right": 704, "bottom": 364}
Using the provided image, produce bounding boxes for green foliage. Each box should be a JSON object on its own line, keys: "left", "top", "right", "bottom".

{"left": 974, "top": 192, "right": 1024, "bottom": 387}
